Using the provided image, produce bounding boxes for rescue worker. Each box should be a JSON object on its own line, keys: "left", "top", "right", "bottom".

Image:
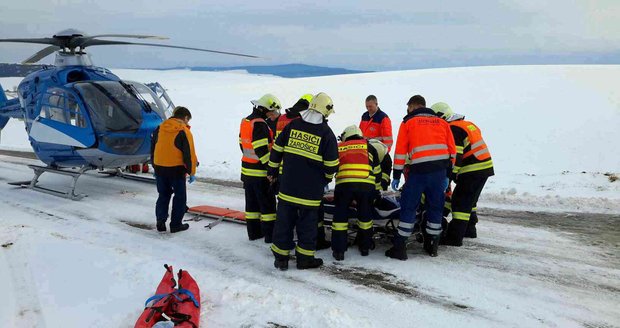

{"left": 151, "top": 106, "right": 198, "bottom": 233}
{"left": 239, "top": 94, "right": 281, "bottom": 242}
{"left": 275, "top": 94, "right": 313, "bottom": 138}
{"left": 332, "top": 125, "right": 381, "bottom": 261}
{"left": 272, "top": 94, "right": 331, "bottom": 250}
{"left": 387, "top": 95, "right": 456, "bottom": 259}
{"left": 368, "top": 138, "right": 392, "bottom": 191}
{"left": 359, "top": 95, "right": 393, "bottom": 151}
{"left": 267, "top": 92, "right": 339, "bottom": 271}
{"left": 431, "top": 102, "right": 494, "bottom": 246}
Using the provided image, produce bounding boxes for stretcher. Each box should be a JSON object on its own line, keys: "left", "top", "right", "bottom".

{"left": 187, "top": 191, "right": 409, "bottom": 239}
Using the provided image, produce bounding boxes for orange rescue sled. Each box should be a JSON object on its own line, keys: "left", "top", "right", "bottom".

{"left": 188, "top": 205, "right": 246, "bottom": 229}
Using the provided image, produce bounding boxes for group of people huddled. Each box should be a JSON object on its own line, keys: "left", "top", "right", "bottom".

{"left": 150, "top": 92, "right": 493, "bottom": 271}
{"left": 240, "top": 93, "right": 494, "bottom": 270}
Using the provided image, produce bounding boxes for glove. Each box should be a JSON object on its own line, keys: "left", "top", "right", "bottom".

{"left": 391, "top": 179, "right": 400, "bottom": 192}
{"left": 324, "top": 185, "right": 330, "bottom": 193}
{"left": 188, "top": 175, "right": 196, "bottom": 184}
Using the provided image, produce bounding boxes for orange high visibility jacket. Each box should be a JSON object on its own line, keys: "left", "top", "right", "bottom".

{"left": 359, "top": 109, "right": 393, "bottom": 151}
{"left": 153, "top": 118, "right": 198, "bottom": 176}
{"left": 449, "top": 119, "right": 494, "bottom": 177}
{"left": 275, "top": 114, "right": 300, "bottom": 139}
{"left": 239, "top": 114, "right": 273, "bottom": 179}
{"left": 393, "top": 108, "right": 456, "bottom": 179}
{"left": 336, "top": 139, "right": 378, "bottom": 185}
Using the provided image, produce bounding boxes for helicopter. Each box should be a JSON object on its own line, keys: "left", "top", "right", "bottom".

{"left": 0, "top": 28, "right": 257, "bottom": 199}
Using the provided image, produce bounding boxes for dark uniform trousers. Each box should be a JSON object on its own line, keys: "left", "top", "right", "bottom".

{"left": 156, "top": 175, "right": 187, "bottom": 228}
{"left": 244, "top": 179, "right": 277, "bottom": 241}
{"left": 445, "top": 175, "right": 488, "bottom": 245}
{"left": 272, "top": 201, "right": 318, "bottom": 261}
{"left": 332, "top": 184, "right": 374, "bottom": 253}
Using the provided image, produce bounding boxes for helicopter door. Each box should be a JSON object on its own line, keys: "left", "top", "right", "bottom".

{"left": 30, "top": 88, "right": 96, "bottom": 148}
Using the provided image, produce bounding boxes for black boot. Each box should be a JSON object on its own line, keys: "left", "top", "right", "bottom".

{"left": 360, "top": 249, "right": 369, "bottom": 256}
{"left": 424, "top": 233, "right": 440, "bottom": 257}
{"left": 316, "top": 238, "right": 332, "bottom": 250}
{"left": 464, "top": 213, "right": 478, "bottom": 238}
{"left": 385, "top": 235, "right": 408, "bottom": 261}
{"left": 332, "top": 251, "right": 345, "bottom": 261}
{"left": 156, "top": 220, "right": 166, "bottom": 232}
{"left": 170, "top": 223, "right": 189, "bottom": 233}
{"left": 274, "top": 259, "right": 289, "bottom": 271}
{"left": 385, "top": 246, "right": 407, "bottom": 260}
{"left": 247, "top": 221, "right": 264, "bottom": 241}
{"left": 262, "top": 221, "right": 274, "bottom": 243}
{"left": 297, "top": 254, "right": 324, "bottom": 270}
{"left": 444, "top": 220, "right": 467, "bottom": 246}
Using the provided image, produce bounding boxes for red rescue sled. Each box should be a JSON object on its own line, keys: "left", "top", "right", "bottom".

{"left": 135, "top": 264, "right": 201, "bottom": 328}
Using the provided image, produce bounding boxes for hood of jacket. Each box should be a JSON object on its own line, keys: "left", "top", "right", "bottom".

{"left": 160, "top": 118, "right": 187, "bottom": 133}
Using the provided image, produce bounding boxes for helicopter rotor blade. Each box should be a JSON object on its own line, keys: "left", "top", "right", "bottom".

{"left": 86, "top": 34, "right": 169, "bottom": 40}
{"left": 0, "top": 38, "right": 62, "bottom": 46}
{"left": 22, "top": 45, "right": 61, "bottom": 64}
{"left": 80, "top": 39, "right": 259, "bottom": 58}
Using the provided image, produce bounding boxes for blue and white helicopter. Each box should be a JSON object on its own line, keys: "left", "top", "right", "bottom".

{"left": 0, "top": 29, "right": 257, "bottom": 199}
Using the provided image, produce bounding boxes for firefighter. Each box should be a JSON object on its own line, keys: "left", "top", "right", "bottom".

{"left": 267, "top": 92, "right": 339, "bottom": 271}
{"left": 275, "top": 94, "right": 313, "bottom": 138}
{"left": 359, "top": 95, "right": 393, "bottom": 151}
{"left": 387, "top": 95, "right": 456, "bottom": 259}
{"left": 431, "top": 102, "right": 494, "bottom": 246}
{"left": 331, "top": 125, "right": 381, "bottom": 261}
{"left": 368, "top": 138, "right": 392, "bottom": 191}
{"left": 270, "top": 94, "right": 330, "bottom": 249}
{"left": 239, "top": 94, "right": 281, "bottom": 242}
{"left": 151, "top": 106, "right": 198, "bottom": 233}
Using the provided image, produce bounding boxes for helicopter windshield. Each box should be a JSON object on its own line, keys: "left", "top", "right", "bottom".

{"left": 74, "top": 81, "right": 143, "bottom": 133}
{"left": 123, "top": 81, "right": 169, "bottom": 120}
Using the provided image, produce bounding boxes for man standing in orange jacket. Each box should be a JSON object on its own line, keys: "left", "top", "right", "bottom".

{"left": 151, "top": 106, "right": 198, "bottom": 233}
{"left": 386, "top": 95, "right": 456, "bottom": 259}
{"left": 359, "top": 95, "right": 393, "bottom": 152}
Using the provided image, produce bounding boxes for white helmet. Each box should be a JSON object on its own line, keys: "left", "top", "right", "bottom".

{"left": 430, "top": 102, "right": 454, "bottom": 120}
{"left": 309, "top": 92, "right": 334, "bottom": 118}
{"left": 251, "top": 93, "right": 282, "bottom": 113}
{"left": 340, "top": 125, "right": 363, "bottom": 141}
{"left": 368, "top": 139, "right": 388, "bottom": 163}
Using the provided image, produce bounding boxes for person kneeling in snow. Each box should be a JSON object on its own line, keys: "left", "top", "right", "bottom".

{"left": 151, "top": 106, "right": 198, "bottom": 233}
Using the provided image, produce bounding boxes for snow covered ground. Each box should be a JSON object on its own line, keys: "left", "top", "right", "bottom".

{"left": 1, "top": 66, "right": 619, "bottom": 327}
{"left": 0, "top": 155, "right": 618, "bottom": 327}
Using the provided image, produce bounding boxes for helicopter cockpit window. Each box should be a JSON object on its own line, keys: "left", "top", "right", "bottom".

{"left": 40, "top": 88, "right": 86, "bottom": 128}
{"left": 75, "top": 81, "right": 143, "bottom": 133}
{"left": 124, "top": 81, "right": 169, "bottom": 120}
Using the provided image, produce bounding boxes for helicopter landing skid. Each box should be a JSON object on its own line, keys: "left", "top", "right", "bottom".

{"left": 9, "top": 165, "right": 88, "bottom": 200}
{"left": 98, "top": 168, "right": 156, "bottom": 183}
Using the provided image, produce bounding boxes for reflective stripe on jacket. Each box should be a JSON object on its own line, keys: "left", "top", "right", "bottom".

{"left": 336, "top": 139, "right": 375, "bottom": 185}
{"left": 239, "top": 114, "right": 273, "bottom": 180}
{"left": 393, "top": 108, "right": 456, "bottom": 179}
{"left": 449, "top": 119, "right": 494, "bottom": 177}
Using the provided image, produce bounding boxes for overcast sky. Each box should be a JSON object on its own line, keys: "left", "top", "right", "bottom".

{"left": 0, "top": 0, "right": 618, "bottom": 71}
